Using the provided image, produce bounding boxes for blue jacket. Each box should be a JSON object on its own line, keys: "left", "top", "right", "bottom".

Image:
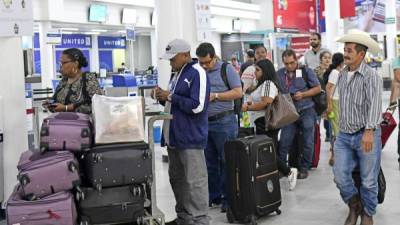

{"left": 161, "top": 61, "right": 210, "bottom": 150}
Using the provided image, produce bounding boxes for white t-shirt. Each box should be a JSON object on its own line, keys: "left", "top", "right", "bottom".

{"left": 247, "top": 80, "right": 278, "bottom": 126}
{"left": 328, "top": 69, "right": 340, "bottom": 100}
{"left": 347, "top": 71, "right": 355, "bottom": 84}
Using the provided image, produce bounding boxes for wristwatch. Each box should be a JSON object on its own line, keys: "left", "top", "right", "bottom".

{"left": 215, "top": 93, "right": 219, "bottom": 101}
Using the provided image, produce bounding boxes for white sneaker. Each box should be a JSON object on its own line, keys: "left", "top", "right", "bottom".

{"left": 288, "top": 168, "right": 298, "bottom": 191}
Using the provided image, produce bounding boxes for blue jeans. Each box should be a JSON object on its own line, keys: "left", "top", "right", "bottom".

{"left": 333, "top": 129, "right": 381, "bottom": 216}
{"left": 205, "top": 114, "right": 238, "bottom": 206}
{"left": 279, "top": 107, "right": 316, "bottom": 172}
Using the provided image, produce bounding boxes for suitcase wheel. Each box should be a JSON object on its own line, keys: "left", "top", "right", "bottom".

{"left": 226, "top": 207, "right": 235, "bottom": 224}
{"left": 136, "top": 216, "right": 144, "bottom": 225}
{"left": 76, "top": 191, "right": 85, "bottom": 201}
{"left": 68, "top": 162, "right": 78, "bottom": 172}
{"left": 81, "top": 129, "right": 90, "bottom": 138}
{"left": 19, "top": 174, "right": 30, "bottom": 186}
{"left": 276, "top": 209, "right": 281, "bottom": 215}
{"left": 96, "top": 184, "right": 102, "bottom": 192}
{"left": 248, "top": 215, "right": 257, "bottom": 225}
{"left": 80, "top": 218, "right": 89, "bottom": 225}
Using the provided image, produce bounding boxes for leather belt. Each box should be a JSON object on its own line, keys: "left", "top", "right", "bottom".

{"left": 208, "top": 110, "right": 234, "bottom": 122}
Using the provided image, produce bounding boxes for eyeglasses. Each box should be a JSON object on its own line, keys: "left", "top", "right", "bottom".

{"left": 59, "top": 60, "right": 73, "bottom": 66}
{"left": 199, "top": 58, "right": 214, "bottom": 66}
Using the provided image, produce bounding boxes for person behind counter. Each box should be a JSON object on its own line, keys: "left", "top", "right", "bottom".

{"left": 44, "top": 48, "right": 103, "bottom": 114}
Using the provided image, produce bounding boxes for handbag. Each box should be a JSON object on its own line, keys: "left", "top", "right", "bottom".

{"left": 265, "top": 93, "right": 299, "bottom": 130}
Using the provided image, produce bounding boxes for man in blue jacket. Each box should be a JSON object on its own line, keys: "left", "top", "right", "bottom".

{"left": 154, "top": 39, "right": 210, "bottom": 225}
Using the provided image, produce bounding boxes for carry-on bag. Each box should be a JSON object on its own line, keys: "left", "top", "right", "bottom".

{"left": 40, "top": 112, "right": 92, "bottom": 152}
{"left": 381, "top": 110, "right": 396, "bottom": 148}
{"left": 7, "top": 186, "right": 77, "bottom": 225}
{"left": 83, "top": 142, "right": 152, "bottom": 190}
{"left": 224, "top": 135, "right": 281, "bottom": 225}
{"left": 78, "top": 185, "right": 145, "bottom": 225}
{"left": 17, "top": 150, "right": 80, "bottom": 200}
{"left": 92, "top": 95, "right": 145, "bottom": 144}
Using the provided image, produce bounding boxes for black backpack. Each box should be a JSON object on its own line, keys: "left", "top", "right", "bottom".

{"left": 300, "top": 67, "right": 327, "bottom": 116}
{"left": 220, "top": 62, "right": 243, "bottom": 118}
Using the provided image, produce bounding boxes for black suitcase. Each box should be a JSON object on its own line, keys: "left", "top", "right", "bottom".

{"left": 224, "top": 135, "right": 281, "bottom": 225}
{"left": 78, "top": 185, "right": 145, "bottom": 225}
{"left": 83, "top": 142, "right": 152, "bottom": 190}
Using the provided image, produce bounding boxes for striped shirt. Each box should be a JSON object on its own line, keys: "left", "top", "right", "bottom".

{"left": 337, "top": 62, "right": 382, "bottom": 133}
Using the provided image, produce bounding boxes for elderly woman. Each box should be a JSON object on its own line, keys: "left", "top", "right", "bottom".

{"left": 45, "top": 48, "right": 103, "bottom": 114}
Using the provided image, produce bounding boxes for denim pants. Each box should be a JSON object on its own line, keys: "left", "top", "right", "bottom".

{"left": 205, "top": 114, "right": 238, "bottom": 205}
{"left": 333, "top": 129, "right": 381, "bottom": 216}
{"left": 278, "top": 107, "right": 316, "bottom": 173}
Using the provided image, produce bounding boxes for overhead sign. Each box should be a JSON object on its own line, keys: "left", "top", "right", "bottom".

{"left": 98, "top": 36, "right": 126, "bottom": 49}
{"left": 194, "top": 0, "right": 212, "bottom": 41}
{"left": 273, "top": 0, "right": 317, "bottom": 33}
{"left": 56, "top": 34, "right": 92, "bottom": 49}
{"left": 46, "top": 33, "right": 62, "bottom": 45}
{"left": 0, "top": 0, "right": 33, "bottom": 37}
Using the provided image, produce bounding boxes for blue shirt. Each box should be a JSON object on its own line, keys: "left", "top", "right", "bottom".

{"left": 277, "top": 66, "right": 320, "bottom": 112}
{"left": 207, "top": 61, "right": 242, "bottom": 116}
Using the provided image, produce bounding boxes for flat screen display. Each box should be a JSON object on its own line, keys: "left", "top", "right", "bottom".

{"left": 89, "top": 4, "right": 107, "bottom": 22}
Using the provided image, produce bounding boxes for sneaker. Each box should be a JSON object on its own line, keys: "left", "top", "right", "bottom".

{"left": 165, "top": 219, "right": 179, "bottom": 225}
{"left": 297, "top": 171, "right": 308, "bottom": 179}
{"left": 288, "top": 168, "right": 298, "bottom": 191}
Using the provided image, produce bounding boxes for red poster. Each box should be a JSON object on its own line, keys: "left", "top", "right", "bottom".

{"left": 273, "top": 0, "right": 317, "bottom": 33}
{"left": 340, "top": 0, "right": 356, "bottom": 18}
{"left": 291, "top": 36, "right": 310, "bottom": 58}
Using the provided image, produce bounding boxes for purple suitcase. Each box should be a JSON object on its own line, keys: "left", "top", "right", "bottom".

{"left": 7, "top": 186, "right": 77, "bottom": 225}
{"left": 17, "top": 150, "right": 80, "bottom": 200}
{"left": 40, "top": 112, "right": 92, "bottom": 152}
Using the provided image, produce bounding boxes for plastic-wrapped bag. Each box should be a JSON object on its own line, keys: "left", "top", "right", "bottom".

{"left": 92, "top": 95, "right": 145, "bottom": 144}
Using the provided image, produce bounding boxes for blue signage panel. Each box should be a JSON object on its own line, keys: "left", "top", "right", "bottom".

{"left": 56, "top": 50, "right": 91, "bottom": 72}
{"left": 34, "top": 50, "right": 41, "bottom": 74}
{"left": 34, "top": 32, "right": 40, "bottom": 48}
{"left": 98, "top": 36, "right": 126, "bottom": 49}
{"left": 99, "top": 50, "right": 113, "bottom": 72}
{"left": 56, "top": 34, "right": 92, "bottom": 49}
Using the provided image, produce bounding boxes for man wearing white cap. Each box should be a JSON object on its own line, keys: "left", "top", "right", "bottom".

{"left": 154, "top": 39, "right": 210, "bottom": 225}
{"left": 333, "top": 30, "right": 382, "bottom": 225}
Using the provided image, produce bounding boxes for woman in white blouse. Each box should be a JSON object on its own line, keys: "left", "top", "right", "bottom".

{"left": 242, "top": 59, "right": 298, "bottom": 191}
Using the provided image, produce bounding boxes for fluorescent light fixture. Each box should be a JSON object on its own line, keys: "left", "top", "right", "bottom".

{"left": 60, "top": 28, "right": 79, "bottom": 31}
{"left": 84, "top": 32, "right": 101, "bottom": 35}
{"left": 118, "top": 30, "right": 127, "bottom": 33}
{"left": 61, "top": 31, "right": 74, "bottom": 34}
{"left": 91, "top": 29, "right": 107, "bottom": 32}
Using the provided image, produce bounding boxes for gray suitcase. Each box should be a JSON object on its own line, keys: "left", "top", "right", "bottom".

{"left": 83, "top": 142, "right": 152, "bottom": 190}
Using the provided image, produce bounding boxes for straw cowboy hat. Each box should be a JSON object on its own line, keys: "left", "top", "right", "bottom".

{"left": 336, "top": 29, "right": 381, "bottom": 55}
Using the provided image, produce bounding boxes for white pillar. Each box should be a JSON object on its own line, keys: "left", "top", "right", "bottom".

{"left": 91, "top": 35, "right": 100, "bottom": 73}
{"left": 386, "top": 0, "right": 397, "bottom": 61}
{"left": 38, "top": 22, "right": 55, "bottom": 89}
{"left": 324, "top": 0, "right": 343, "bottom": 52}
{"left": 150, "top": 30, "right": 158, "bottom": 68}
{"left": 0, "top": 37, "right": 28, "bottom": 204}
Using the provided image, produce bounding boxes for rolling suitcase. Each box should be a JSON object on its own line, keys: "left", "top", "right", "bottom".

{"left": 40, "top": 112, "right": 92, "bottom": 152}
{"left": 78, "top": 186, "right": 145, "bottom": 225}
{"left": 17, "top": 150, "right": 80, "bottom": 200}
{"left": 83, "top": 142, "right": 152, "bottom": 190}
{"left": 224, "top": 135, "right": 281, "bottom": 225}
{"left": 7, "top": 186, "right": 77, "bottom": 225}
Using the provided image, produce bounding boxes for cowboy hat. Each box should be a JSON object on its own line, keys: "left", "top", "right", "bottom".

{"left": 336, "top": 29, "right": 381, "bottom": 55}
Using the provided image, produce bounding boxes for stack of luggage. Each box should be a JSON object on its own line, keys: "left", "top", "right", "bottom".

{"left": 6, "top": 95, "right": 159, "bottom": 225}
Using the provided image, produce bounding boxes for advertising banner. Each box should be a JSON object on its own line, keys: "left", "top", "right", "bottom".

{"left": 291, "top": 36, "right": 310, "bottom": 58}
{"left": 98, "top": 36, "right": 126, "bottom": 49}
{"left": 56, "top": 34, "right": 92, "bottom": 49}
{"left": 273, "top": 0, "right": 317, "bottom": 33}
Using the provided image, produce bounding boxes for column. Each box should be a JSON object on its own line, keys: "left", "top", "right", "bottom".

{"left": 0, "top": 37, "right": 28, "bottom": 204}
{"left": 385, "top": 0, "right": 397, "bottom": 61}
{"left": 324, "top": 0, "right": 342, "bottom": 52}
{"left": 38, "top": 21, "right": 55, "bottom": 89}
{"left": 91, "top": 35, "right": 100, "bottom": 73}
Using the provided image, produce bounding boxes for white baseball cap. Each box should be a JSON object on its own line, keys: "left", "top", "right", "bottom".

{"left": 161, "top": 39, "right": 191, "bottom": 60}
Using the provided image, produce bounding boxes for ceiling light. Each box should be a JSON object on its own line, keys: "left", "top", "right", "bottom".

{"left": 61, "top": 31, "right": 74, "bottom": 34}
{"left": 118, "top": 30, "right": 127, "bottom": 33}
{"left": 91, "top": 29, "right": 107, "bottom": 32}
{"left": 60, "top": 28, "right": 79, "bottom": 31}
{"left": 84, "top": 32, "right": 101, "bottom": 35}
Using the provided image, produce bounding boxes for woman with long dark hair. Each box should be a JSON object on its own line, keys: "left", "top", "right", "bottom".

{"left": 324, "top": 52, "right": 344, "bottom": 166}
{"left": 242, "top": 59, "right": 298, "bottom": 191}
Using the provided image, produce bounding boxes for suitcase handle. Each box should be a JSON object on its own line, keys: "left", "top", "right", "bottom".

{"left": 54, "top": 112, "right": 80, "bottom": 120}
{"left": 26, "top": 210, "right": 61, "bottom": 221}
